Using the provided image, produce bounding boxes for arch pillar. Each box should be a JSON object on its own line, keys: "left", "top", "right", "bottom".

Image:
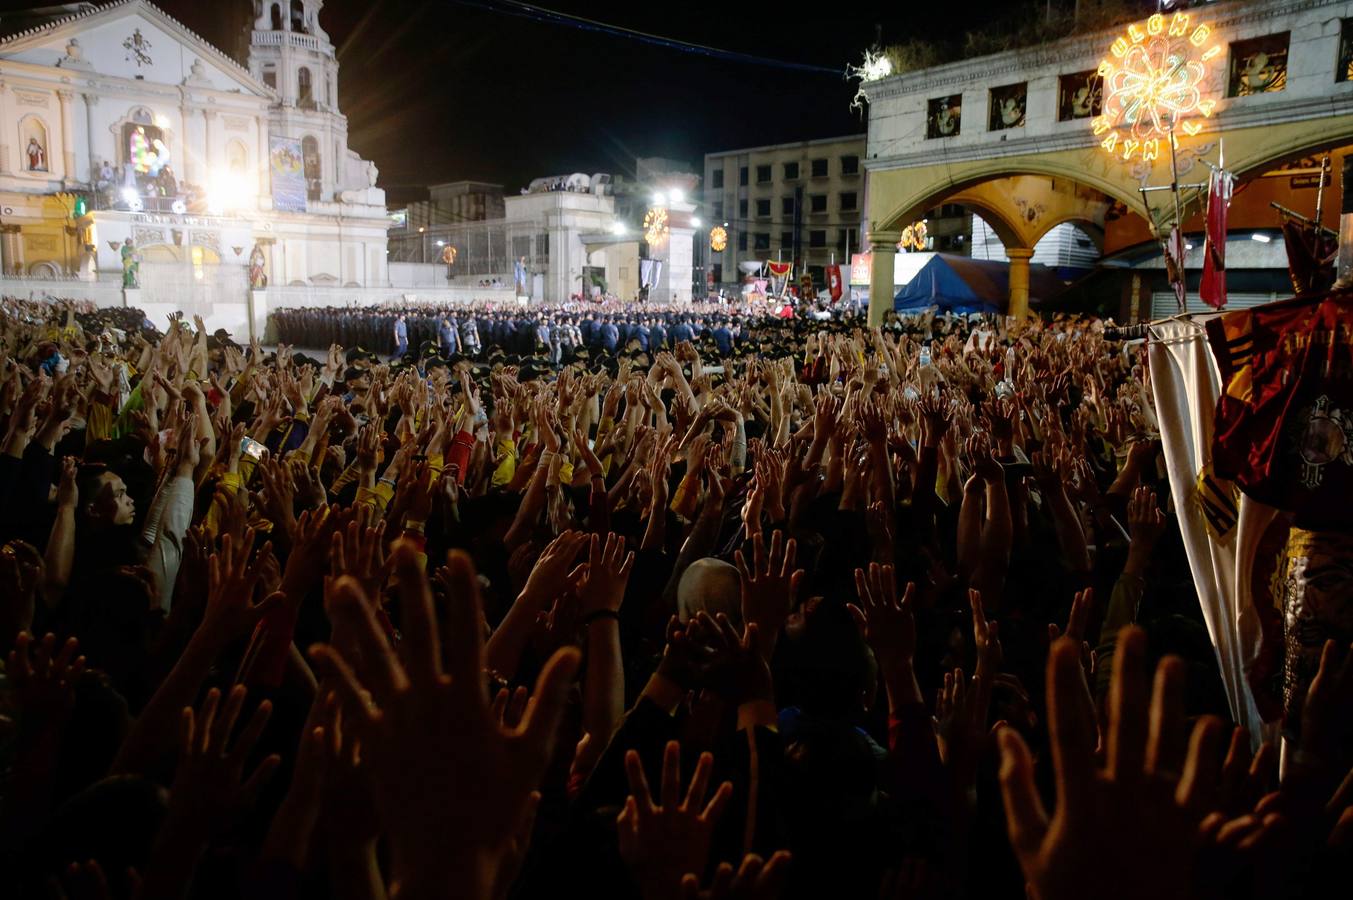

{"left": 1006, "top": 247, "right": 1034, "bottom": 320}
{"left": 867, "top": 229, "right": 900, "bottom": 326}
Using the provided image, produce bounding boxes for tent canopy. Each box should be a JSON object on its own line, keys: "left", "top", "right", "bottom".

{"left": 894, "top": 253, "right": 1065, "bottom": 314}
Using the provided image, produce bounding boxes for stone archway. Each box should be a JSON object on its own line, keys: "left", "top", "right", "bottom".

{"left": 865, "top": 164, "right": 1132, "bottom": 322}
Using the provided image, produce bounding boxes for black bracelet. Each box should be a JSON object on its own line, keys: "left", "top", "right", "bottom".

{"left": 581, "top": 609, "right": 621, "bottom": 626}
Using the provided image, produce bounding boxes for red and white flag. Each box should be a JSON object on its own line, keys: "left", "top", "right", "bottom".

{"left": 826, "top": 264, "right": 843, "bottom": 302}
{"left": 1200, "top": 168, "right": 1235, "bottom": 309}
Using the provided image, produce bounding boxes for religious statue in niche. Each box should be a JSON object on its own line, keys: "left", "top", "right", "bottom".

{"left": 25, "top": 137, "right": 46, "bottom": 171}
{"left": 248, "top": 244, "right": 268, "bottom": 289}
{"left": 926, "top": 95, "right": 962, "bottom": 139}
{"left": 122, "top": 28, "right": 152, "bottom": 67}
{"left": 1228, "top": 33, "right": 1289, "bottom": 97}
{"left": 120, "top": 238, "right": 140, "bottom": 289}
{"left": 989, "top": 82, "right": 1027, "bottom": 130}
{"left": 1058, "top": 71, "right": 1102, "bottom": 121}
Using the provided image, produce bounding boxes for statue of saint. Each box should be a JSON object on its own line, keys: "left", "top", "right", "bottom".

{"left": 120, "top": 238, "right": 139, "bottom": 289}
{"left": 26, "top": 138, "right": 46, "bottom": 171}
{"left": 248, "top": 244, "right": 268, "bottom": 289}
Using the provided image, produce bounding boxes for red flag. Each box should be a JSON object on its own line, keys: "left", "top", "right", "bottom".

{"left": 1200, "top": 168, "right": 1234, "bottom": 309}
{"left": 826, "top": 264, "right": 843, "bottom": 302}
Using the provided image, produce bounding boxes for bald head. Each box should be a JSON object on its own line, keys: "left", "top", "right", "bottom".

{"left": 677, "top": 558, "right": 742, "bottom": 626}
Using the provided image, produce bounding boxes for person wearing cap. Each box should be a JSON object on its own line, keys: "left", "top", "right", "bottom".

{"left": 460, "top": 313, "right": 481, "bottom": 357}
{"left": 711, "top": 319, "right": 733, "bottom": 356}
{"left": 600, "top": 318, "right": 619, "bottom": 354}
{"left": 671, "top": 317, "right": 693, "bottom": 345}
{"left": 438, "top": 313, "right": 459, "bottom": 356}
{"left": 393, "top": 312, "right": 408, "bottom": 358}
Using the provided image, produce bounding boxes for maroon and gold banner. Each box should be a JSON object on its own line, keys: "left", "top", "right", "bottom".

{"left": 1206, "top": 289, "right": 1353, "bottom": 528}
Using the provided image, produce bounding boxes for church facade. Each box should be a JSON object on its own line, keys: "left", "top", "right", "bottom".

{"left": 0, "top": 0, "right": 397, "bottom": 338}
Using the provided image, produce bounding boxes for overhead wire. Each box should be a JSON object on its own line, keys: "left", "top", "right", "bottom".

{"left": 447, "top": 0, "right": 845, "bottom": 75}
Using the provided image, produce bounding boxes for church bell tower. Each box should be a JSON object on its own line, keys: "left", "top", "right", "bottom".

{"left": 246, "top": 0, "right": 346, "bottom": 203}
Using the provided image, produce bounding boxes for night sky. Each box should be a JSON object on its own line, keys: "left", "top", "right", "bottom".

{"left": 3, "top": 0, "right": 1029, "bottom": 201}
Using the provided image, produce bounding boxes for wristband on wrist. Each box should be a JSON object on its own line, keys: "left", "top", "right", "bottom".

{"left": 404, "top": 518, "right": 426, "bottom": 533}
{"left": 581, "top": 609, "right": 620, "bottom": 626}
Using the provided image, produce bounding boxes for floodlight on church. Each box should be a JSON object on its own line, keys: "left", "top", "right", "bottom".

{"left": 206, "top": 170, "right": 249, "bottom": 215}
{"left": 668, "top": 188, "right": 685, "bottom": 204}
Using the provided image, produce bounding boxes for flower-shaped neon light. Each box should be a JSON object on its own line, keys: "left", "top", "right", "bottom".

{"left": 1092, "top": 12, "right": 1219, "bottom": 164}
{"left": 709, "top": 225, "right": 727, "bottom": 253}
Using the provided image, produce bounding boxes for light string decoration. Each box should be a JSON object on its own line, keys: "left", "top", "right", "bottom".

{"left": 1091, "top": 11, "right": 1219, "bottom": 164}
{"left": 643, "top": 207, "right": 669, "bottom": 246}
{"left": 898, "top": 220, "right": 928, "bottom": 252}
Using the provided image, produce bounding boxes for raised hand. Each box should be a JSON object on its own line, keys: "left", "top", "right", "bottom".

{"left": 618, "top": 740, "right": 734, "bottom": 900}
{"left": 518, "top": 529, "right": 589, "bottom": 609}
{"left": 849, "top": 564, "right": 916, "bottom": 668}
{"left": 1127, "top": 484, "right": 1166, "bottom": 546}
{"left": 734, "top": 530, "right": 802, "bottom": 656}
{"left": 201, "top": 531, "right": 279, "bottom": 647}
{"left": 0, "top": 541, "right": 44, "bottom": 646}
{"left": 7, "top": 631, "right": 85, "bottom": 728}
{"left": 678, "top": 851, "right": 792, "bottom": 900}
{"left": 309, "top": 543, "right": 581, "bottom": 899}
{"left": 997, "top": 627, "right": 1228, "bottom": 900}
{"left": 169, "top": 686, "right": 280, "bottom": 833}
{"left": 577, "top": 532, "right": 634, "bottom": 615}
{"left": 330, "top": 506, "right": 389, "bottom": 600}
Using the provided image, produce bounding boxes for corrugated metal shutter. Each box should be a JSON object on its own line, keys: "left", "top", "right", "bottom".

{"left": 1149, "top": 292, "right": 1286, "bottom": 318}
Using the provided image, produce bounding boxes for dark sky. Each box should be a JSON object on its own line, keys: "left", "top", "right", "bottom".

{"left": 6, "top": 0, "right": 1022, "bottom": 201}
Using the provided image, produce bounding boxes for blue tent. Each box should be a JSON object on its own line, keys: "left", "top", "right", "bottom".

{"left": 893, "top": 253, "right": 1065, "bottom": 314}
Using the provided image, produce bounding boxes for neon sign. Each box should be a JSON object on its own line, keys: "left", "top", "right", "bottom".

{"left": 643, "top": 207, "right": 669, "bottom": 246}
{"left": 709, "top": 225, "right": 728, "bottom": 252}
{"left": 1091, "top": 12, "right": 1218, "bottom": 163}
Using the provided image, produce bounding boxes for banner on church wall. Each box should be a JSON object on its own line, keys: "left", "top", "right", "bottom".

{"left": 269, "top": 136, "right": 306, "bottom": 213}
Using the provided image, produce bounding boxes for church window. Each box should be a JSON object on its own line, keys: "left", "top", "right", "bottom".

{"left": 270, "top": 3, "right": 283, "bottom": 30}
{"left": 298, "top": 67, "right": 313, "bottom": 108}
{"left": 302, "top": 135, "right": 321, "bottom": 201}
{"left": 291, "top": 0, "right": 307, "bottom": 33}
{"left": 262, "top": 63, "right": 277, "bottom": 90}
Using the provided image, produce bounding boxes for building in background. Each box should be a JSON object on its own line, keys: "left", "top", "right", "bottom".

{"left": 703, "top": 135, "right": 865, "bottom": 289}
{"left": 388, "top": 156, "right": 705, "bottom": 304}
{"left": 398, "top": 180, "right": 506, "bottom": 232}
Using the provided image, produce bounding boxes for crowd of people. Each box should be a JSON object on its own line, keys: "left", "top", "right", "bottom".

{"left": 271, "top": 301, "right": 860, "bottom": 365}
{"left": 0, "top": 294, "right": 1349, "bottom": 900}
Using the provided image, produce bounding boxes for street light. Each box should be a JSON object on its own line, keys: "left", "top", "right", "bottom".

{"left": 691, "top": 217, "right": 702, "bottom": 227}
{"left": 651, "top": 191, "right": 667, "bottom": 206}
{"left": 669, "top": 188, "right": 685, "bottom": 203}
